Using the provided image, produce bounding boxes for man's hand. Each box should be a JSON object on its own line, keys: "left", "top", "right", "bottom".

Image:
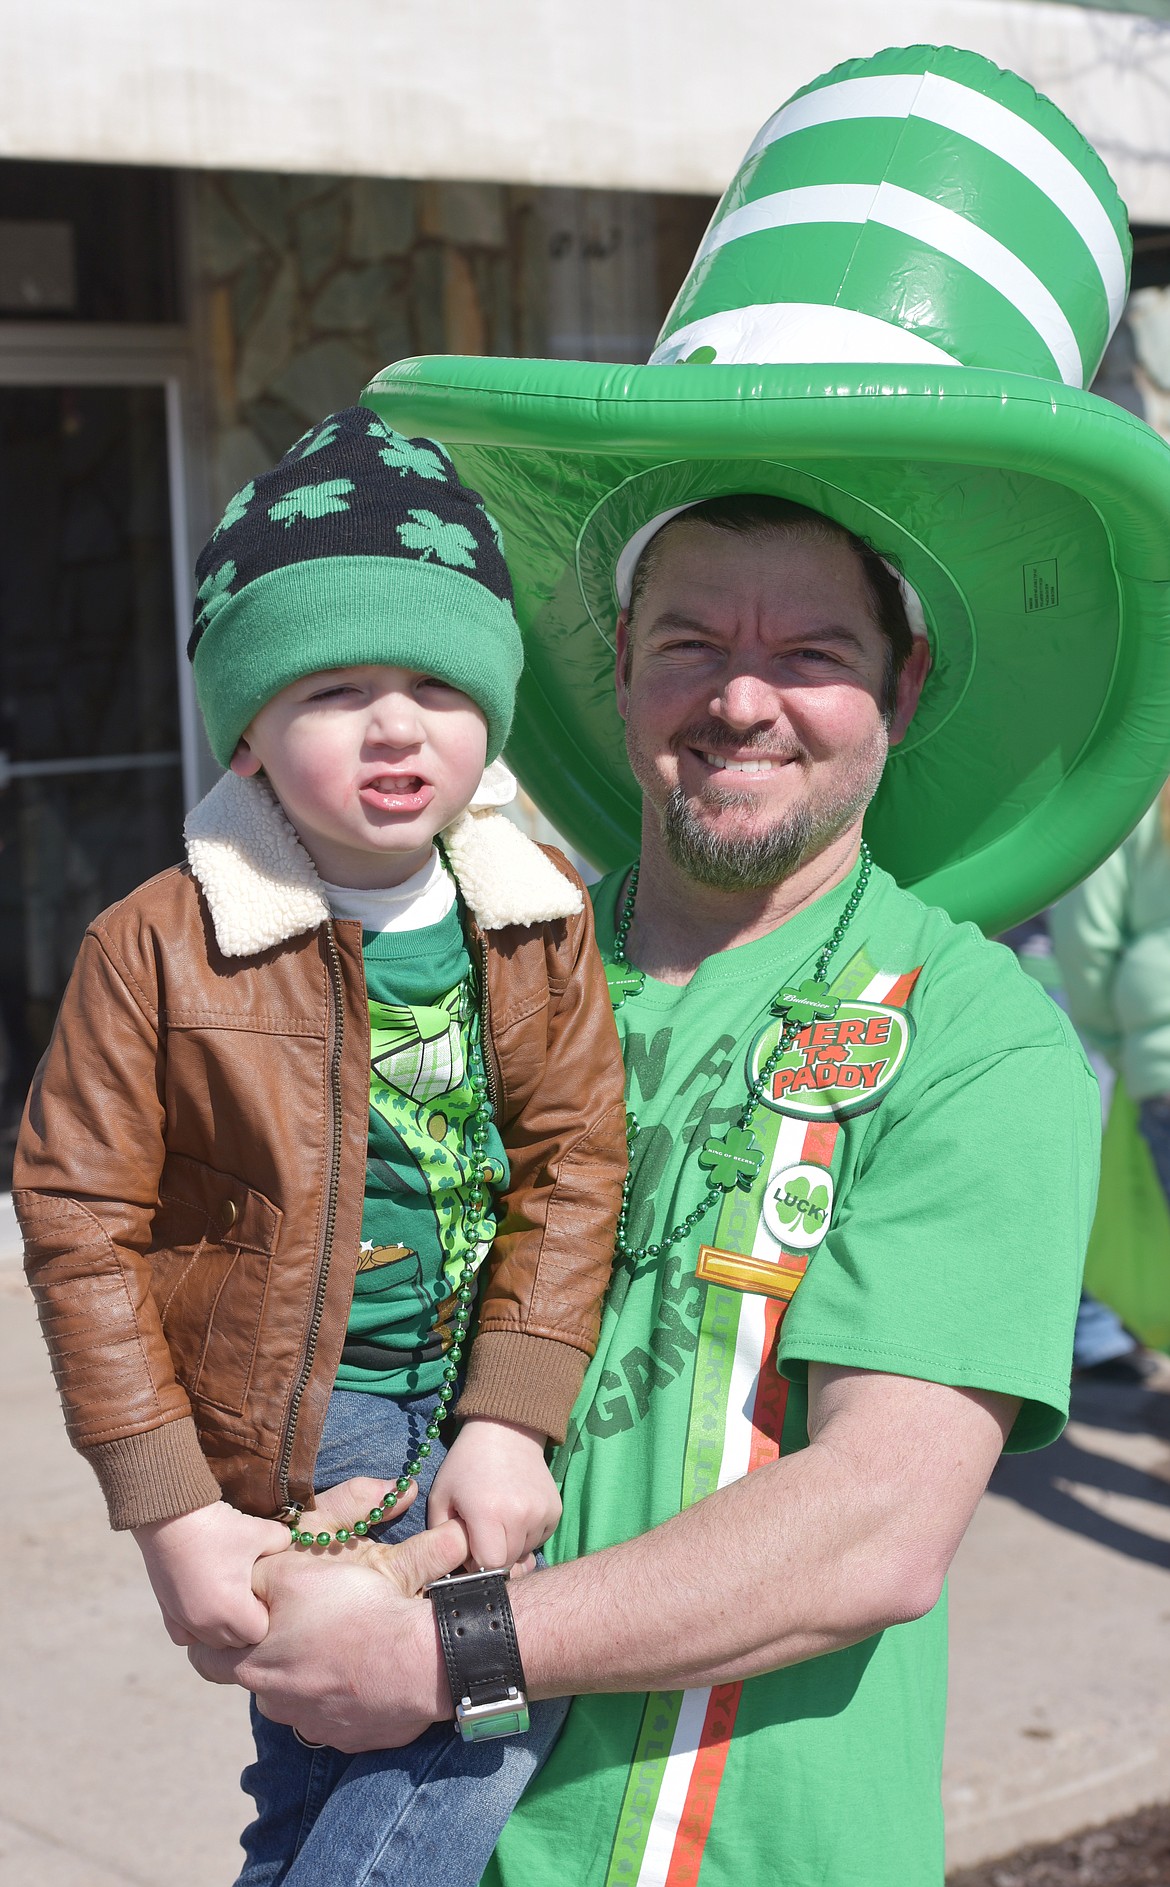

{"left": 188, "top": 1484, "right": 467, "bottom": 1751}
{"left": 428, "top": 1417, "right": 561, "bottom": 1571}
{"left": 132, "top": 1501, "right": 291, "bottom": 1649}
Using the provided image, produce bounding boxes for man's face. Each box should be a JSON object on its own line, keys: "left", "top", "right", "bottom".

{"left": 614, "top": 524, "right": 926, "bottom": 890}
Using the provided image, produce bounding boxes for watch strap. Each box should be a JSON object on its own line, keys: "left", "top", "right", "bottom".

{"left": 427, "top": 1570, "right": 529, "bottom": 1733}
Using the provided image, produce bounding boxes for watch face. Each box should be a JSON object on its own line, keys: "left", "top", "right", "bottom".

{"left": 458, "top": 1701, "right": 531, "bottom": 1742}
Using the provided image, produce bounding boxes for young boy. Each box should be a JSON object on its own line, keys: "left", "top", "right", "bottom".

{"left": 16, "top": 409, "right": 627, "bottom": 1884}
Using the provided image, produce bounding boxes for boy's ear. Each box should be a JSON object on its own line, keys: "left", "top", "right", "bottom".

{"left": 229, "top": 737, "right": 262, "bottom": 779}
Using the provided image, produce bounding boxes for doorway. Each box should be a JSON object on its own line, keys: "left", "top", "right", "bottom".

{"left": 0, "top": 340, "right": 198, "bottom": 1181}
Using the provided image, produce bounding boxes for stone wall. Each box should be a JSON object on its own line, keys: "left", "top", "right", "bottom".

{"left": 1117, "top": 285, "right": 1170, "bottom": 435}
{"left": 190, "top": 170, "right": 712, "bottom": 516}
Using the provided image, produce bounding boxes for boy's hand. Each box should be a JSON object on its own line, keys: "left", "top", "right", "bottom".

{"left": 191, "top": 1516, "right": 469, "bottom": 1748}
{"left": 427, "top": 1418, "right": 561, "bottom": 1572}
{"left": 132, "top": 1501, "right": 291, "bottom": 1650}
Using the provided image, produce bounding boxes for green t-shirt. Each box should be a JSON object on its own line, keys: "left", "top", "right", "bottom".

{"left": 485, "top": 861, "right": 1098, "bottom": 1887}
{"left": 336, "top": 905, "right": 508, "bottom": 1399}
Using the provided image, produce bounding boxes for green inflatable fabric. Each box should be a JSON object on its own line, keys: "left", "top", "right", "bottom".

{"left": 364, "top": 46, "right": 1170, "bottom": 934}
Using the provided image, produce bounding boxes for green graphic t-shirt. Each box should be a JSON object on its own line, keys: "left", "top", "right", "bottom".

{"left": 485, "top": 861, "right": 1098, "bottom": 1887}
{"left": 336, "top": 905, "right": 508, "bottom": 1399}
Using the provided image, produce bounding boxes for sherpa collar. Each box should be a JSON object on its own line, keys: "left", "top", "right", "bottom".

{"left": 183, "top": 770, "right": 582, "bottom": 959}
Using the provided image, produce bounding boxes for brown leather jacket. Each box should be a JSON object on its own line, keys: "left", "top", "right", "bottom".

{"left": 16, "top": 773, "right": 626, "bottom": 1531}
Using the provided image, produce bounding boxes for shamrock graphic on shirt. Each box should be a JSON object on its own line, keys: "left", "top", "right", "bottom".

{"left": 368, "top": 986, "right": 501, "bottom": 1291}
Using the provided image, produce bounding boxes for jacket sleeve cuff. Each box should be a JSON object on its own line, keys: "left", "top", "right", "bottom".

{"left": 455, "top": 1332, "right": 589, "bottom": 1444}
{"left": 86, "top": 1416, "right": 225, "bottom": 1531}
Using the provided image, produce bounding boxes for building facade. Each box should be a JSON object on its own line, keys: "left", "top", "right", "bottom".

{"left": 0, "top": 161, "right": 710, "bottom": 1160}
{"left": 3, "top": 0, "right": 1170, "bottom": 1165}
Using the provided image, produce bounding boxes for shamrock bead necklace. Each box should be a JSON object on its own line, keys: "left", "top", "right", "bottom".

{"left": 609, "top": 843, "right": 873, "bottom": 1270}
{"left": 288, "top": 985, "right": 498, "bottom": 1549}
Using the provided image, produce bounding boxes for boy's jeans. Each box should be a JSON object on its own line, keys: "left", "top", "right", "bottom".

{"left": 235, "top": 1387, "right": 570, "bottom": 1887}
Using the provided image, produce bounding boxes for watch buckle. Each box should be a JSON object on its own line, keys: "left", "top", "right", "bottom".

{"left": 424, "top": 1567, "right": 509, "bottom": 1592}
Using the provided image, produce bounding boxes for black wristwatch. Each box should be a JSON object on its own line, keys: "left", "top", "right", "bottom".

{"left": 425, "top": 1569, "right": 531, "bottom": 1741}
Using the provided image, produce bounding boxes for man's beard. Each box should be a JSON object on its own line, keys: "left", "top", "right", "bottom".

{"left": 661, "top": 787, "right": 816, "bottom": 890}
{"left": 650, "top": 723, "right": 888, "bottom": 892}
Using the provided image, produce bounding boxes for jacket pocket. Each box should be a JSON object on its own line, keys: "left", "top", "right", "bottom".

{"left": 151, "top": 1153, "right": 283, "bottom": 1417}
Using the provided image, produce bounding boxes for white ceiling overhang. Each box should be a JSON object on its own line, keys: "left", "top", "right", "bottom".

{"left": 3, "top": 0, "right": 1170, "bottom": 224}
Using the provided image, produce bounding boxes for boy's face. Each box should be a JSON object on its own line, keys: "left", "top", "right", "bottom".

{"left": 231, "top": 664, "right": 489, "bottom": 888}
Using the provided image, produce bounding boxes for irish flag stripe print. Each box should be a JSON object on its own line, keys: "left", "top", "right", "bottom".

{"left": 604, "top": 967, "right": 918, "bottom": 1886}
{"left": 605, "top": 1302, "right": 785, "bottom": 1887}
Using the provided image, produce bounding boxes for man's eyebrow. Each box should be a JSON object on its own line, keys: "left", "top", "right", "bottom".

{"left": 643, "top": 612, "right": 870, "bottom": 651}
{"left": 799, "top": 624, "right": 871, "bottom": 653}
{"left": 642, "top": 611, "right": 723, "bottom": 636}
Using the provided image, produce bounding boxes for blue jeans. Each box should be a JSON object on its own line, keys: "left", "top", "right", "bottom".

{"left": 1073, "top": 1290, "right": 1135, "bottom": 1367}
{"left": 235, "top": 1388, "right": 570, "bottom": 1887}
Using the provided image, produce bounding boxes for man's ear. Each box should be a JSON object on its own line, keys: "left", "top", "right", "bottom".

{"left": 614, "top": 609, "right": 631, "bottom": 723}
{"left": 229, "top": 736, "right": 262, "bottom": 778}
{"left": 888, "top": 639, "right": 932, "bottom": 748}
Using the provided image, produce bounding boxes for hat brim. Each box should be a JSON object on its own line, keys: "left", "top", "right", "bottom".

{"left": 364, "top": 357, "right": 1170, "bottom": 932}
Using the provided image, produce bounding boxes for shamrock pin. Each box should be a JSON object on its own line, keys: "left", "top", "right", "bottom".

{"left": 771, "top": 979, "right": 839, "bottom": 1028}
{"left": 772, "top": 1175, "right": 830, "bottom": 1238}
{"left": 378, "top": 437, "right": 450, "bottom": 481}
{"left": 212, "top": 481, "right": 254, "bottom": 539}
{"left": 397, "top": 509, "right": 478, "bottom": 569}
{"left": 605, "top": 962, "right": 645, "bottom": 1009}
{"left": 698, "top": 1127, "right": 764, "bottom": 1191}
{"left": 268, "top": 478, "right": 355, "bottom": 528}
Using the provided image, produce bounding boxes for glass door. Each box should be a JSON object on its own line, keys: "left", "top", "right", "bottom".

{"left": 0, "top": 381, "right": 186, "bottom": 1176}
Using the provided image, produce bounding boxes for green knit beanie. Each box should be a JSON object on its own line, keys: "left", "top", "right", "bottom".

{"left": 188, "top": 408, "right": 522, "bottom": 767}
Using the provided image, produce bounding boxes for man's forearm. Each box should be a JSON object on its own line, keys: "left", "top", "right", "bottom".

{"left": 194, "top": 1371, "right": 1015, "bottom": 1755}
{"left": 512, "top": 1438, "right": 935, "bottom": 1697}
{"left": 405, "top": 1370, "right": 1015, "bottom": 1708}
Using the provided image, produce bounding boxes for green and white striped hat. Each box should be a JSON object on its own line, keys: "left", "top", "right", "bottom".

{"left": 365, "top": 44, "right": 1170, "bottom": 935}
{"left": 651, "top": 45, "right": 1129, "bottom": 390}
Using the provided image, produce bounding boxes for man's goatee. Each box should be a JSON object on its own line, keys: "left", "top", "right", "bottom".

{"left": 661, "top": 790, "right": 817, "bottom": 890}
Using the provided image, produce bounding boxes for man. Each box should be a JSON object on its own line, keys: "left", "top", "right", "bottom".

{"left": 194, "top": 496, "right": 1097, "bottom": 1885}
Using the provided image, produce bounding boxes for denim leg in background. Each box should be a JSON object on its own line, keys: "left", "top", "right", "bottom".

{"left": 1073, "top": 1290, "right": 1137, "bottom": 1368}
{"left": 235, "top": 1387, "right": 569, "bottom": 1887}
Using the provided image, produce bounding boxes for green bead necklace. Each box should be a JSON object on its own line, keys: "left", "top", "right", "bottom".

{"left": 609, "top": 844, "right": 873, "bottom": 1270}
{"left": 288, "top": 982, "right": 498, "bottom": 1549}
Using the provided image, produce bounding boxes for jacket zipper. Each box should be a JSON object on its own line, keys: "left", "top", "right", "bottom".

{"left": 276, "top": 921, "right": 346, "bottom": 1516}
{"left": 478, "top": 934, "right": 502, "bottom": 1121}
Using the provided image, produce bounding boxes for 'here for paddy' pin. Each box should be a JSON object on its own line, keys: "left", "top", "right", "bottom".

{"left": 748, "top": 1001, "right": 914, "bottom": 1120}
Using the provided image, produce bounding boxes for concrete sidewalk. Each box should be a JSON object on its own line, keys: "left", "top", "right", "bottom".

{"left": 944, "top": 1360, "right": 1170, "bottom": 1867}
{"left": 3, "top": 1207, "right": 1168, "bottom": 1885}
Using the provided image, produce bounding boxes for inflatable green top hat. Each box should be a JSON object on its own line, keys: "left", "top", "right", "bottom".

{"left": 365, "top": 44, "right": 1170, "bottom": 932}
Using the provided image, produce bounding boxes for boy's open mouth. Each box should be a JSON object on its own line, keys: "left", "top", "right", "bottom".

{"left": 358, "top": 774, "right": 433, "bottom": 812}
